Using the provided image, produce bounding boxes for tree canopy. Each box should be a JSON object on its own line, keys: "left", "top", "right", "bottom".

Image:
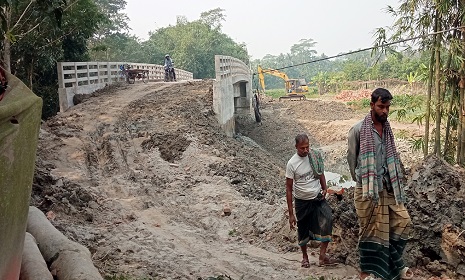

{"left": 1, "top": 1, "right": 465, "bottom": 166}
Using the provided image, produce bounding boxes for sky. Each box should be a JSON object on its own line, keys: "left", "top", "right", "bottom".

{"left": 123, "top": 0, "right": 399, "bottom": 59}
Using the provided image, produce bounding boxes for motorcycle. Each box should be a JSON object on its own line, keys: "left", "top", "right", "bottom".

{"left": 164, "top": 65, "right": 176, "bottom": 82}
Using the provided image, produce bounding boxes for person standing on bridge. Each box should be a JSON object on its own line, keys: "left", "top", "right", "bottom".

{"left": 285, "top": 133, "right": 338, "bottom": 268}
{"left": 347, "top": 88, "right": 413, "bottom": 280}
{"left": 164, "top": 54, "right": 176, "bottom": 81}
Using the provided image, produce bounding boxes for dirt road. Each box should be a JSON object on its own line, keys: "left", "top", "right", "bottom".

{"left": 32, "top": 80, "right": 464, "bottom": 279}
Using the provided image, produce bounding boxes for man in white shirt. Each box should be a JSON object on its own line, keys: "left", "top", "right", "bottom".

{"left": 285, "top": 134, "right": 337, "bottom": 268}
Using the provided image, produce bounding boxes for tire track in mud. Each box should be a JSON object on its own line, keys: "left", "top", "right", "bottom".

{"left": 34, "top": 81, "right": 364, "bottom": 279}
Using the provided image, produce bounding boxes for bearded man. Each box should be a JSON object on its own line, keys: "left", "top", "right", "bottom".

{"left": 347, "top": 88, "right": 413, "bottom": 280}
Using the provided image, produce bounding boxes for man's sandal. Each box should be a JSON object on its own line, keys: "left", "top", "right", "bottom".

{"left": 318, "top": 256, "right": 338, "bottom": 267}
{"left": 301, "top": 259, "right": 310, "bottom": 268}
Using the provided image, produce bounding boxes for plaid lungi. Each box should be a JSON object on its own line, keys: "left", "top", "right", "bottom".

{"left": 295, "top": 194, "right": 333, "bottom": 246}
{"left": 354, "top": 187, "right": 412, "bottom": 280}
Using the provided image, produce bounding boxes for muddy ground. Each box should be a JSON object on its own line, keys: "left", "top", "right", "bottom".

{"left": 32, "top": 80, "right": 465, "bottom": 279}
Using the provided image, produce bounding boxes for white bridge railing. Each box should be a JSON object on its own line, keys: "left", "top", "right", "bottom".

{"left": 213, "top": 55, "right": 252, "bottom": 136}
{"left": 57, "top": 61, "right": 194, "bottom": 112}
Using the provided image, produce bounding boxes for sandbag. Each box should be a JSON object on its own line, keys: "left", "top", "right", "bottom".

{"left": 27, "top": 206, "right": 103, "bottom": 280}
{"left": 20, "top": 232, "right": 53, "bottom": 280}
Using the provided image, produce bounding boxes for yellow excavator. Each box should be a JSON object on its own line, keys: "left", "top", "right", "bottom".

{"left": 257, "top": 65, "right": 308, "bottom": 100}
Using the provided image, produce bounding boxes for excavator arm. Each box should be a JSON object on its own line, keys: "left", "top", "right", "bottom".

{"left": 257, "top": 65, "right": 290, "bottom": 92}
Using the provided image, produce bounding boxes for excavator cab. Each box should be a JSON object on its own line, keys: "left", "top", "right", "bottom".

{"left": 286, "top": 79, "right": 308, "bottom": 94}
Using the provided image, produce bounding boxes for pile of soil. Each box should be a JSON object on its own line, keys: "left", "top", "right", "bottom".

{"left": 335, "top": 89, "right": 372, "bottom": 102}
{"left": 31, "top": 80, "right": 464, "bottom": 280}
{"left": 327, "top": 155, "right": 465, "bottom": 280}
{"left": 405, "top": 156, "right": 465, "bottom": 279}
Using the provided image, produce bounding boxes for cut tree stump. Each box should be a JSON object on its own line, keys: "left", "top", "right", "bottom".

{"left": 26, "top": 206, "right": 103, "bottom": 280}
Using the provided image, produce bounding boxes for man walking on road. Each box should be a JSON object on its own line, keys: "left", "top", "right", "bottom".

{"left": 285, "top": 134, "right": 337, "bottom": 268}
{"left": 347, "top": 88, "right": 413, "bottom": 280}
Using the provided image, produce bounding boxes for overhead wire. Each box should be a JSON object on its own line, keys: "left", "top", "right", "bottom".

{"left": 252, "top": 26, "right": 465, "bottom": 75}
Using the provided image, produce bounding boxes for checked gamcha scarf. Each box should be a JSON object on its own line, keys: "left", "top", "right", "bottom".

{"left": 360, "top": 113, "right": 406, "bottom": 205}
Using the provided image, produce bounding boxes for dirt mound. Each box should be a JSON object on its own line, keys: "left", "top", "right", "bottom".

{"left": 141, "top": 132, "right": 192, "bottom": 162}
{"left": 34, "top": 80, "right": 313, "bottom": 279}
{"left": 31, "top": 79, "right": 464, "bottom": 279}
{"left": 405, "top": 155, "right": 465, "bottom": 279}
{"left": 73, "top": 83, "right": 129, "bottom": 105}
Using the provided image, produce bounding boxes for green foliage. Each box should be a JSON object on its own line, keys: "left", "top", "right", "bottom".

{"left": 4, "top": 0, "right": 105, "bottom": 119}
{"left": 391, "top": 94, "right": 424, "bottom": 108}
{"left": 390, "top": 94, "right": 425, "bottom": 122}
{"left": 395, "top": 129, "right": 409, "bottom": 139}
{"left": 252, "top": 47, "right": 429, "bottom": 94}
{"left": 228, "top": 229, "right": 237, "bottom": 236}
{"left": 146, "top": 16, "right": 248, "bottom": 79}
{"left": 0, "top": 0, "right": 66, "bottom": 38}
{"left": 347, "top": 98, "right": 371, "bottom": 110}
{"left": 406, "top": 71, "right": 418, "bottom": 84}
{"left": 93, "top": 0, "right": 130, "bottom": 37}
{"left": 199, "top": 8, "right": 226, "bottom": 30}
{"left": 263, "top": 88, "right": 286, "bottom": 99}
{"left": 408, "top": 137, "right": 425, "bottom": 152}
{"left": 89, "top": 8, "right": 248, "bottom": 79}
{"left": 90, "top": 33, "right": 149, "bottom": 62}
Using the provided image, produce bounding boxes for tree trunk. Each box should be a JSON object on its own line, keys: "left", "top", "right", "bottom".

{"left": 460, "top": 82, "right": 465, "bottom": 165}
{"left": 424, "top": 14, "right": 438, "bottom": 157}
{"left": 2, "top": 6, "right": 12, "bottom": 72}
{"left": 458, "top": 30, "right": 465, "bottom": 165}
{"left": 458, "top": 72, "right": 464, "bottom": 164}
{"left": 433, "top": 16, "right": 442, "bottom": 156}
{"left": 442, "top": 29, "right": 456, "bottom": 159}
{"left": 28, "top": 61, "right": 33, "bottom": 89}
{"left": 443, "top": 83, "right": 456, "bottom": 158}
{"left": 457, "top": 79, "right": 465, "bottom": 166}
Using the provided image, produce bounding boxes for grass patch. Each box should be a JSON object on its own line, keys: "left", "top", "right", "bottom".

{"left": 228, "top": 228, "right": 238, "bottom": 236}
{"left": 394, "top": 129, "right": 409, "bottom": 140}
{"left": 347, "top": 98, "right": 371, "bottom": 110}
{"left": 263, "top": 88, "right": 286, "bottom": 99}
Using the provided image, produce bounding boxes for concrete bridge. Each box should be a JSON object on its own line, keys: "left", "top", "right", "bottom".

{"left": 57, "top": 57, "right": 254, "bottom": 137}
{"left": 0, "top": 55, "right": 252, "bottom": 278}
{"left": 212, "top": 55, "right": 253, "bottom": 136}
{"left": 57, "top": 61, "right": 194, "bottom": 112}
